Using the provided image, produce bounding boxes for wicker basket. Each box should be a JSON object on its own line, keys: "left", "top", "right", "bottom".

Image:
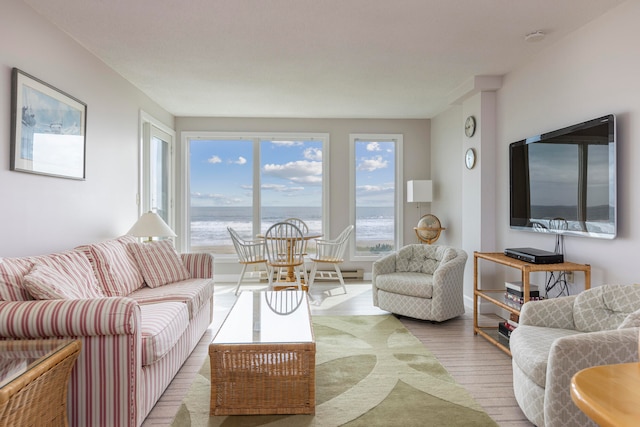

{"left": 210, "top": 342, "right": 316, "bottom": 415}
{"left": 0, "top": 339, "right": 81, "bottom": 427}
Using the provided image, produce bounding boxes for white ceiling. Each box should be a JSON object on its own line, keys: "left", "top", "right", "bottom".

{"left": 23, "top": 0, "right": 625, "bottom": 119}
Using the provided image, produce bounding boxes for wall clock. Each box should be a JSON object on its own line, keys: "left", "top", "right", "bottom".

{"left": 465, "top": 115, "right": 476, "bottom": 137}
{"left": 465, "top": 148, "right": 476, "bottom": 169}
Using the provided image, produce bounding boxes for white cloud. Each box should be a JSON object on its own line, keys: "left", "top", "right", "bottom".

{"left": 233, "top": 156, "right": 247, "bottom": 165}
{"left": 263, "top": 160, "right": 322, "bottom": 185}
{"left": 261, "top": 183, "right": 304, "bottom": 193}
{"left": 357, "top": 155, "right": 387, "bottom": 172}
{"left": 271, "top": 140, "right": 303, "bottom": 147}
{"left": 366, "top": 142, "right": 382, "bottom": 152}
{"left": 207, "top": 155, "right": 222, "bottom": 164}
{"left": 303, "top": 147, "right": 322, "bottom": 161}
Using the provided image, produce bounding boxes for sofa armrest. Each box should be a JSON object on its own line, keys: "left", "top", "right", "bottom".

{"left": 0, "top": 297, "right": 140, "bottom": 339}
{"left": 544, "top": 327, "right": 640, "bottom": 427}
{"left": 0, "top": 297, "right": 143, "bottom": 426}
{"left": 181, "top": 252, "right": 214, "bottom": 278}
{"left": 519, "top": 295, "right": 577, "bottom": 329}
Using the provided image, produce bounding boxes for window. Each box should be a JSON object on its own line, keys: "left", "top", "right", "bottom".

{"left": 350, "top": 134, "right": 403, "bottom": 260}
{"left": 139, "top": 112, "right": 175, "bottom": 227}
{"left": 183, "top": 132, "right": 328, "bottom": 254}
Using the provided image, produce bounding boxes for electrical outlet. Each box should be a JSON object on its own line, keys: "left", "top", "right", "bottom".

{"left": 566, "top": 271, "right": 574, "bottom": 283}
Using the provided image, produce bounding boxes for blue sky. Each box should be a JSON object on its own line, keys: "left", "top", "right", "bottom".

{"left": 190, "top": 138, "right": 395, "bottom": 207}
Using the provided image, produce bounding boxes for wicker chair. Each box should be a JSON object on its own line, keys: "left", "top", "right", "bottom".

{"left": 228, "top": 227, "right": 269, "bottom": 295}
{"left": 307, "top": 225, "right": 354, "bottom": 294}
{"left": 264, "top": 222, "right": 306, "bottom": 290}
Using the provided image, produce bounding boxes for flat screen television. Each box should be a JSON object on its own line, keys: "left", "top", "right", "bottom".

{"left": 509, "top": 114, "right": 616, "bottom": 239}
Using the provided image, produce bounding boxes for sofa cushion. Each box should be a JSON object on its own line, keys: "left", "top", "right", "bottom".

{"left": 128, "top": 278, "right": 213, "bottom": 319}
{"left": 573, "top": 284, "right": 640, "bottom": 332}
{"left": 374, "top": 272, "right": 433, "bottom": 299}
{"left": 0, "top": 257, "right": 35, "bottom": 301}
{"left": 128, "top": 240, "right": 190, "bottom": 288}
{"left": 76, "top": 235, "right": 145, "bottom": 297}
{"left": 139, "top": 301, "right": 189, "bottom": 366}
{"left": 509, "top": 325, "right": 582, "bottom": 388}
{"left": 395, "top": 245, "right": 453, "bottom": 275}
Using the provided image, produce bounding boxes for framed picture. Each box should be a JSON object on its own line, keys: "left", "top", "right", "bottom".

{"left": 10, "top": 68, "right": 87, "bottom": 180}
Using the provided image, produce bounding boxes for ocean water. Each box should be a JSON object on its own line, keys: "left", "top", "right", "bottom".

{"left": 190, "top": 206, "right": 394, "bottom": 248}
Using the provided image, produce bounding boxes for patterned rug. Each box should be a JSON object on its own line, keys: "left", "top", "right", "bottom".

{"left": 171, "top": 315, "right": 497, "bottom": 427}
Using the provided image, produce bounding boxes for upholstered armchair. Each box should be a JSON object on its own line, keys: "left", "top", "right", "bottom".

{"left": 372, "top": 244, "right": 467, "bottom": 322}
{"left": 510, "top": 284, "right": 640, "bottom": 427}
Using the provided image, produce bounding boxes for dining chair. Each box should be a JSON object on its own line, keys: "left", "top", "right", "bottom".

{"left": 228, "top": 227, "right": 269, "bottom": 295}
{"left": 263, "top": 222, "right": 306, "bottom": 291}
{"left": 281, "top": 217, "right": 310, "bottom": 280}
{"left": 307, "top": 225, "right": 354, "bottom": 294}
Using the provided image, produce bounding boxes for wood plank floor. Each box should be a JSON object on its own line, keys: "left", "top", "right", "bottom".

{"left": 142, "top": 282, "right": 534, "bottom": 426}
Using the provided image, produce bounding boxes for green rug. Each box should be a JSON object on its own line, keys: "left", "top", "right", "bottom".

{"left": 171, "top": 315, "right": 497, "bottom": 426}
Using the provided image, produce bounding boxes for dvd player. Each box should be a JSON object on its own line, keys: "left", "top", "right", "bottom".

{"left": 504, "top": 247, "right": 564, "bottom": 264}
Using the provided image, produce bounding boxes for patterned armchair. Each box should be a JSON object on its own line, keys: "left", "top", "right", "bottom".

{"left": 372, "top": 244, "right": 467, "bottom": 322}
{"left": 510, "top": 284, "right": 640, "bottom": 427}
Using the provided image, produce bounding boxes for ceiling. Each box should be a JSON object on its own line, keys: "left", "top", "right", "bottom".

{"left": 23, "top": 0, "right": 625, "bottom": 119}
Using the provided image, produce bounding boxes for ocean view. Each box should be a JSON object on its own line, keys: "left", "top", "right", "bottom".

{"left": 190, "top": 206, "right": 394, "bottom": 252}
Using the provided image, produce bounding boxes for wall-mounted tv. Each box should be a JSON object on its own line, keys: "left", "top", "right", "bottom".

{"left": 509, "top": 114, "right": 616, "bottom": 239}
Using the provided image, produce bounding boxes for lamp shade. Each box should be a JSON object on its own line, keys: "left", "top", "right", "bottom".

{"left": 407, "top": 180, "right": 433, "bottom": 203}
{"left": 128, "top": 211, "right": 176, "bottom": 241}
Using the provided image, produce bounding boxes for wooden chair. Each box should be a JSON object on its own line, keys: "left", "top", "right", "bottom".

{"left": 228, "top": 227, "right": 268, "bottom": 295}
{"left": 264, "top": 222, "right": 306, "bottom": 291}
{"left": 307, "top": 225, "right": 354, "bottom": 294}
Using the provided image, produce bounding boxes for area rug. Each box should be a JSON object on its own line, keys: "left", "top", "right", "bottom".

{"left": 171, "top": 315, "right": 497, "bottom": 427}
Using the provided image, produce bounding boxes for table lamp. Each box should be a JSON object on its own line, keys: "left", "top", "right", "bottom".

{"left": 127, "top": 211, "right": 177, "bottom": 242}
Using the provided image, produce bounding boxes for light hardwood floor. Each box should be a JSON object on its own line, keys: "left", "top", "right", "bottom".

{"left": 142, "top": 282, "right": 534, "bottom": 426}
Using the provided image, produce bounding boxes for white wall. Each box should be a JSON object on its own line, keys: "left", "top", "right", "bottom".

{"left": 175, "top": 117, "right": 430, "bottom": 275}
{"left": 0, "top": 0, "right": 173, "bottom": 257}
{"left": 432, "top": 0, "right": 640, "bottom": 297}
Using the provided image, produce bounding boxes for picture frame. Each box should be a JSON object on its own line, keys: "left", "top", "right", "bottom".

{"left": 10, "top": 68, "right": 87, "bottom": 180}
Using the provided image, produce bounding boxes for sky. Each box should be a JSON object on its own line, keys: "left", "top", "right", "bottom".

{"left": 189, "top": 138, "right": 396, "bottom": 208}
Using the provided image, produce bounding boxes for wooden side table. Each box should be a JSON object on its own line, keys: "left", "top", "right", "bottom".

{"left": 571, "top": 362, "right": 640, "bottom": 427}
{"left": 0, "top": 339, "right": 81, "bottom": 427}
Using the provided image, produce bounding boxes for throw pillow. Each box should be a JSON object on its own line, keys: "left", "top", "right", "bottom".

{"left": 76, "top": 235, "right": 145, "bottom": 296}
{"left": 0, "top": 257, "right": 35, "bottom": 301}
{"left": 23, "top": 260, "right": 105, "bottom": 300}
{"left": 128, "top": 240, "right": 190, "bottom": 288}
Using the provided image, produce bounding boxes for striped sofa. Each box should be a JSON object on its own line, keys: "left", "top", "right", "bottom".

{"left": 0, "top": 235, "right": 214, "bottom": 426}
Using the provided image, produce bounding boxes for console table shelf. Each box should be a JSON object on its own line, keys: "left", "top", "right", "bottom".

{"left": 473, "top": 251, "right": 591, "bottom": 356}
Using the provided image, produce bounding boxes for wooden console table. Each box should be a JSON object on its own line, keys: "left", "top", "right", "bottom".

{"left": 473, "top": 251, "right": 591, "bottom": 355}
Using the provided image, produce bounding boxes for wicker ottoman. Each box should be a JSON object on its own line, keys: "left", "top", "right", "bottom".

{"left": 209, "top": 291, "right": 315, "bottom": 415}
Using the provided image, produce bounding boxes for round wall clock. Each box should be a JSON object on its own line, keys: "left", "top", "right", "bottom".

{"left": 465, "top": 115, "right": 476, "bottom": 137}
{"left": 465, "top": 148, "right": 476, "bottom": 169}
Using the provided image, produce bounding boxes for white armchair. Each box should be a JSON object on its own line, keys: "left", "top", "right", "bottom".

{"left": 372, "top": 244, "right": 467, "bottom": 322}
{"left": 510, "top": 284, "right": 640, "bottom": 427}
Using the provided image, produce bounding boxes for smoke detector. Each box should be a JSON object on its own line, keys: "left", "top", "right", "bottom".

{"left": 524, "top": 30, "right": 546, "bottom": 42}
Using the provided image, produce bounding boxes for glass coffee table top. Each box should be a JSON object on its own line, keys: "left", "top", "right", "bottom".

{"left": 213, "top": 291, "right": 313, "bottom": 344}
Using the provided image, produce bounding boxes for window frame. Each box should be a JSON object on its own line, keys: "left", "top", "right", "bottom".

{"left": 349, "top": 133, "right": 404, "bottom": 261}
{"left": 138, "top": 110, "right": 176, "bottom": 228}
{"left": 180, "top": 131, "right": 330, "bottom": 257}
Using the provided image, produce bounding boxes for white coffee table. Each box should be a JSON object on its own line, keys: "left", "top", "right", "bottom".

{"left": 209, "top": 291, "right": 315, "bottom": 415}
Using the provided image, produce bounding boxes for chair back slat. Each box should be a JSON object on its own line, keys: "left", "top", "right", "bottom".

{"left": 264, "top": 222, "right": 305, "bottom": 267}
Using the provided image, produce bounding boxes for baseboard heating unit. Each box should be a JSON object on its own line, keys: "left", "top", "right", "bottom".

{"left": 504, "top": 247, "right": 564, "bottom": 264}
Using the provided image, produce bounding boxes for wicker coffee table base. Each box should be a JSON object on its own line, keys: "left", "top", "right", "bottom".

{"left": 210, "top": 342, "right": 316, "bottom": 416}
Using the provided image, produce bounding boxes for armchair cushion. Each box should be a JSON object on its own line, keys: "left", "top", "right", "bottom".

{"left": 573, "top": 283, "right": 640, "bottom": 332}
{"left": 395, "top": 245, "right": 455, "bottom": 274}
